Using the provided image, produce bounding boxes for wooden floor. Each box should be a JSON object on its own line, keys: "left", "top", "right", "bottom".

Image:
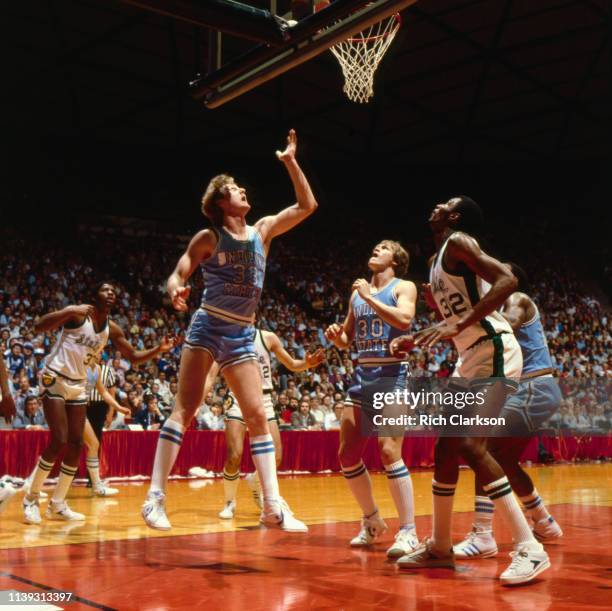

{"left": 0, "top": 464, "right": 610, "bottom": 610}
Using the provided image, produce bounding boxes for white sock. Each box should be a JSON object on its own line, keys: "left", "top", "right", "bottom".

{"left": 484, "top": 476, "right": 540, "bottom": 548}
{"left": 474, "top": 495, "right": 495, "bottom": 533}
{"left": 432, "top": 480, "right": 456, "bottom": 552}
{"left": 27, "top": 457, "right": 53, "bottom": 497}
{"left": 250, "top": 434, "right": 280, "bottom": 508}
{"left": 519, "top": 488, "right": 551, "bottom": 523}
{"left": 150, "top": 420, "right": 186, "bottom": 493}
{"left": 341, "top": 461, "right": 376, "bottom": 517}
{"left": 384, "top": 460, "right": 416, "bottom": 532}
{"left": 86, "top": 457, "right": 102, "bottom": 487}
{"left": 223, "top": 469, "right": 240, "bottom": 503}
{"left": 52, "top": 463, "right": 78, "bottom": 503}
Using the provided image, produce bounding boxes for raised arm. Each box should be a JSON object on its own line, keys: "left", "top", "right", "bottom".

{"left": 255, "top": 130, "right": 318, "bottom": 246}
{"left": 108, "top": 320, "right": 176, "bottom": 366}
{"left": 167, "top": 229, "right": 218, "bottom": 312}
{"left": 352, "top": 279, "right": 416, "bottom": 331}
{"left": 324, "top": 293, "right": 356, "bottom": 350}
{"left": 34, "top": 304, "right": 94, "bottom": 333}
{"left": 263, "top": 330, "right": 325, "bottom": 373}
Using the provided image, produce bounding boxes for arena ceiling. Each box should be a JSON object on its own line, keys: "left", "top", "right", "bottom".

{"left": 4, "top": 0, "right": 611, "bottom": 163}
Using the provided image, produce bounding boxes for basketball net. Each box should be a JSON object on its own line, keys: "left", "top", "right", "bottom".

{"left": 329, "top": 12, "right": 401, "bottom": 103}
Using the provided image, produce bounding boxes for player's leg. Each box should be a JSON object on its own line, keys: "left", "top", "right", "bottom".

{"left": 142, "top": 347, "right": 212, "bottom": 530}
{"left": 85, "top": 400, "right": 107, "bottom": 487}
{"left": 453, "top": 437, "right": 505, "bottom": 560}
{"left": 398, "top": 435, "right": 461, "bottom": 568}
{"left": 245, "top": 402, "right": 282, "bottom": 510}
{"left": 457, "top": 383, "right": 548, "bottom": 584}
{"left": 490, "top": 438, "right": 563, "bottom": 541}
{"left": 378, "top": 436, "right": 419, "bottom": 557}
{"left": 219, "top": 418, "right": 245, "bottom": 519}
{"left": 83, "top": 418, "right": 118, "bottom": 497}
{"left": 23, "top": 395, "right": 69, "bottom": 524}
{"left": 338, "top": 400, "right": 386, "bottom": 546}
{"left": 47, "top": 402, "right": 88, "bottom": 521}
{"left": 223, "top": 359, "right": 306, "bottom": 532}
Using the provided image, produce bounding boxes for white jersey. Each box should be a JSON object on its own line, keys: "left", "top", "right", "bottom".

{"left": 45, "top": 317, "right": 110, "bottom": 382}
{"left": 429, "top": 235, "right": 513, "bottom": 354}
{"left": 255, "top": 329, "right": 274, "bottom": 392}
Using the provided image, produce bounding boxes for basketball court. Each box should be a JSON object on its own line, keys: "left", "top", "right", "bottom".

{"left": 1, "top": 464, "right": 611, "bottom": 610}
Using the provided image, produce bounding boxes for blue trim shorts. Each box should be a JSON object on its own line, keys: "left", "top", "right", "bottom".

{"left": 185, "top": 309, "right": 257, "bottom": 371}
{"left": 500, "top": 375, "right": 562, "bottom": 434}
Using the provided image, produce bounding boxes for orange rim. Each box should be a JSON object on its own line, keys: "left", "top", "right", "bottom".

{"left": 345, "top": 12, "right": 401, "bottom": 44}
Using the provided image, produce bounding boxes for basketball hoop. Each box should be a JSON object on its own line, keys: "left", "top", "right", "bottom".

{"left": 329, "top": 11, "right": 401, "bottom": 104}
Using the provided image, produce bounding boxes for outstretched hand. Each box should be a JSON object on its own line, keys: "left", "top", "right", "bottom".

{"left": 305, "top": 348, "right": 326, "bottom": 368}
{"left": 159, "top": 334, "right": 181, "bottom": 352}
{"left": 276, "top": 129, "right": 297, "bottom": 163}
{"left": 414, "top": 321, "right": 461, "bottom": 349}
{"left": 389, "top": 335, "right": 415, "bottom": 358}
{"left": 171, "top": 286, "right": 191, "bottom": 312}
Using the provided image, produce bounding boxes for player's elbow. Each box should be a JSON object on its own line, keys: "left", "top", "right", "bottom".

{"left": 505, "top": 273, "right": 519, "bottom": 294}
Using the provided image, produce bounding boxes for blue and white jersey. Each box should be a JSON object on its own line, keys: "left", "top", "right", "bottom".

{"left": 515, "top": 307, "right": 553, "bottom": 377}
{"left": 200, "top": 226, "right": 266, "bottom": 327}
{"left": 351, "top": 278, "right": 405, "bottom": 367}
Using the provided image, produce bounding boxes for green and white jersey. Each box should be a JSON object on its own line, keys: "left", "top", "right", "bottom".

{"left": 429, "top": 235, "right": 512, "bottom": 354}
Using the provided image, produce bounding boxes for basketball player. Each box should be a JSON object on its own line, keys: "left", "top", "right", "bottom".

{"left": 218, "top": 327, "right": 325, "bottom": 519}
{"left": 142, "top": 129, "right": 318, "bottom": 532}
{"left": 84, "top": 357, "right": 124, "bottom": 495}
{"left": 394, "top": 197, "right": 550, "bottom": 585}
{"left": 81, "top": 362, "right": 132, "bottom": 497}
{"left": 453, "top": 263, "right": 562, "bottom": 559}
{"left": 23, "top": 282, "right": 175, "bottom": 523}
{"left": 325, "top": 241, "right": 420, "bottom": 558}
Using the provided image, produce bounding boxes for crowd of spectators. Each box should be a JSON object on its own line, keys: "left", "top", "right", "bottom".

{"left": 1, "top": 223, "right": 610, "bottom": 435}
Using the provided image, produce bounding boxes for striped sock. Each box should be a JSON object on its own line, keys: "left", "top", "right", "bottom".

{"left": 432, "top": 480, "right": 456, "bottom": 552}
{"left": 474, "top": 495, "right": 495, "bottom": 532}
{"left": 341, "top": 461, "right": 376, "bottom": 517}
{"left": 150, "top": 420, "right": 186, "bottom": 493}
{"left": 483, "top": 476, "right": 538, "bottom": 547}
{"left": 519, "top": 488, "right": 551, "bottom": 523}
{"left": 384, "top": 460, "right": 416, "bottom": 532}
{"left": 52, "top": 463, "right": 78, "bottom": 503}
{"left": 86, "top": 457, "right": 102, "bottom": 487}
{"left": 27, "top": 457, "right": 53, "bottom": 497}
{"left": 223, "top": 469, "right": 240, "bottom": 503}
{"left": 250, "top": 434, "right": 280, "bottom": 508}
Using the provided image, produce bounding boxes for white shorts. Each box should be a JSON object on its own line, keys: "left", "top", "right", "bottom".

{"left": 452, "top": 333, "right": 522, "bottom": 389}
{"left": 225, "top": 392, "right": 276, "bottom": 425}
{"left": 40, "top": 369, "right": 87, "bottom": 405}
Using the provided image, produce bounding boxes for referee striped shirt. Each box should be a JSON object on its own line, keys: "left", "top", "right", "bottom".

{"left": 89, "top": 364, "right": 116, "bottom": 403}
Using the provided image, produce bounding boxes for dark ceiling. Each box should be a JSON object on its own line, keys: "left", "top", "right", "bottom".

{"left": 4, "top": 0, "right": 611, "bottom": 164}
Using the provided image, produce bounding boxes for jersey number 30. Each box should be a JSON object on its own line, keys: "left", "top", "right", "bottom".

{"left": 357, "top": 317, "right": 384, "bottom": 338}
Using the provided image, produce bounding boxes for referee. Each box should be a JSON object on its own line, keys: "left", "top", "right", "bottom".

{"left": 86, "top": 362, "right": 116, "bottom": 485}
